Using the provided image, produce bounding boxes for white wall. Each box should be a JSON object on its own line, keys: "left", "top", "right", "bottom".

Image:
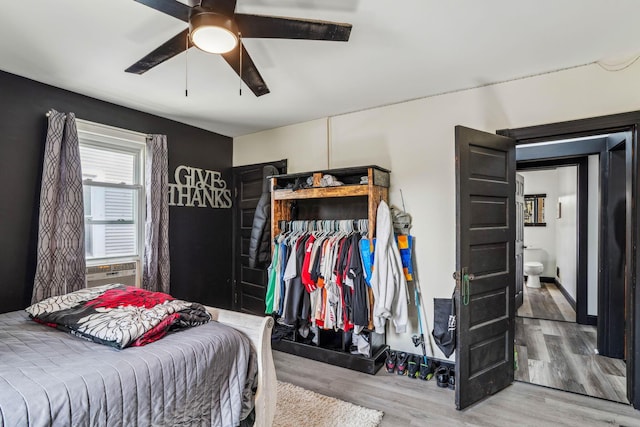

{"left": 588, "top": 155, "right": 600, "bottom": 316}
{"left": 555, "top": 166, "right": 578, "bottom": 302}
{"left": 518, "top": 169, "right": 558, "bottom": 278}
{"left": 236, "top": 118, "right": 330, "bottom": 172}
{"left": 234, "top": 61, "right": 640, "bottom": 358}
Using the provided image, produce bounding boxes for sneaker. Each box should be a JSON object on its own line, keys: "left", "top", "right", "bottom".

{"left": 407, "top": 355, "right": 420, "bottom": 378}
{"left": 435, "top": 365, "right": 449, "bottom": 388}
{"left": 396, "top": 352, "right": 409, "bottom": 376}
{"left": 385, "top": 350, "right": 397, "bottom": 373}
{"left": 419, "top": 360, "right": 434, "bottom": 380}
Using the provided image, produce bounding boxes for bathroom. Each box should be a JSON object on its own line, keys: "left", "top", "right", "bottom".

{"left": 520, "top": 165, "right": 580, "bottom": 317}
{"left": 517, "top": 154, "right": 600, "bottom": 322}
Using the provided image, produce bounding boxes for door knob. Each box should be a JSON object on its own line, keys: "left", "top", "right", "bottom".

{"left": 453, "top": 268, "right": 473, "bottom": 306}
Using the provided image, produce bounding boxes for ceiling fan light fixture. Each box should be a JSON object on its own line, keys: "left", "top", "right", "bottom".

{"left": 190, "top": 12, "right": 238, "bottom": 54}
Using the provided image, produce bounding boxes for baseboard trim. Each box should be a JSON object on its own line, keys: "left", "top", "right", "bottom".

{"left": 585, "top": 315, "right": 598, "bottom": 326}
{"left": 526, "top": 276, "right": 556, "bottom": 283}
{"left": 554, "top": 279, "right": 576, "bottom": 310}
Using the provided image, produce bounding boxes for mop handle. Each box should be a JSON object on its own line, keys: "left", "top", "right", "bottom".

{"left": 414, "top": 284, "right": 428, "bottom": 364}
{"left": 415, "top": 286, "right": 424, "bottom": 336}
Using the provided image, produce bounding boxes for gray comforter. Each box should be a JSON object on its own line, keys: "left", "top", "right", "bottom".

{"left": 0, "top": 310, "right": 257, "bottom": 427}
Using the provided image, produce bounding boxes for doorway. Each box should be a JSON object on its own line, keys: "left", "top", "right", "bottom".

{"left": 517, "top": 165, "right": 578, "bottom": 323}
{"left": 516, "top": 156, "right": 590, "bottom": 324}
{"left": 513, "top": 148, "right": 628, "bottom": 403}
{"left": 498, "top": 112, "right": 640, "bottom": 409}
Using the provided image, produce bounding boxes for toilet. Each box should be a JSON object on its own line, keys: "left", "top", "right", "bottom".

{"left": 524, "top": 247, "right": 545, "bottom": 289}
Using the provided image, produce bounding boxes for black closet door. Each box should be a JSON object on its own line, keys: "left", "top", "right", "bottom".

{"left": 232, "top": 160, "right": 287, "bottom": 315}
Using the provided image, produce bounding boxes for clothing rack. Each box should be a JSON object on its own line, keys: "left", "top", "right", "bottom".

{"left": 269, "top": 166, "right": 390, "bottom": 374}
{"left": 277, "top": 219, "right": 368, "bottom": 235}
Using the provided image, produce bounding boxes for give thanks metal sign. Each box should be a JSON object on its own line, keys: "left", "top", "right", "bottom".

{"left": 168, "top": 165, "right": 232, "bottom": 208}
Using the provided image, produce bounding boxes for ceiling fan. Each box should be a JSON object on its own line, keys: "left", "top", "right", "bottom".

{"left": 125, "top": 0, "right": 352, "bottom": 96}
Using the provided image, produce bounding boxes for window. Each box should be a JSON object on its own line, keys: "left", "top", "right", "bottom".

{"left": 77, "top": 120, "right": 146, "bottom": 262}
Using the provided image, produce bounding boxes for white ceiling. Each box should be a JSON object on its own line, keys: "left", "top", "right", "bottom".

{"left": 1, "top": 1, "right": 639, "bottom": 137}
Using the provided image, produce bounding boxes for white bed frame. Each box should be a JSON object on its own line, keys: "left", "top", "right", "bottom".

{"left": 206, "top": 307, "right": 277, "bottom": 427}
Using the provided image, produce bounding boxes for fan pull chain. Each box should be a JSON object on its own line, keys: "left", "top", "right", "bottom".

{"left": 185, "top": 32, "right": 189, "bottom": 97}
{"left": 239, "top": 32, "right": 243, "bottom": 96}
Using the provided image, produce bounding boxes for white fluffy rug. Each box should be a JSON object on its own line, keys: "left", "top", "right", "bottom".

{"left": 274, "top": 381, "right": 384, "bottom": 427}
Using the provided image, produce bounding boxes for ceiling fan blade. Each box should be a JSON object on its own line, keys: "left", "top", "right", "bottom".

{"left": 221, "top": 43, "right": 270, "bottom": 97}
{"left": 133, "top": 0, "right": 191, "bottom": 22}
{"left": 234, "top": 14, "right": 351, "bottom": 41}
{"left": 200, "top": 0, "right": 237, "bottom": 16}
{"left": 125, "top": 29, "right": 192, "bottom": 74}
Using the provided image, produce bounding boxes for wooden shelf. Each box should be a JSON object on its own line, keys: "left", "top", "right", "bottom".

{"left": 270, "top": 166, "right": 389, "bottom": 242}
{"left": 273, "top": 184, "right": 369, "bottom": 200}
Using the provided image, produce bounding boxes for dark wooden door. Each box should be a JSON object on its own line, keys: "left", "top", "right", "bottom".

{"left": 599, "top": 138, "right": 627, "bottom": 359}
{"left": 455, "top": 126, "right": 516, "bottom": 410}
{"left": 232, "top": 160, "right": 287, "bottom": 315}
{"left": 515, "top": 173, "right": 524, "bottom": 309}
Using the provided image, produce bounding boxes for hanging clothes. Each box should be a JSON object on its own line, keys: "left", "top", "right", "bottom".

{"left": 370, "top": 201, "right": 409, "bottom": 334}
{"left": 265, "top": 220, "right": 372, "bottom": 335}
{"left": 348, "top": 235, "right": 369, "bottom": 328}
{"left": 265, "top": 243, "right": 278, "bottom": 314}
{"left": 359, "top": 238, "right": 374, "bottom": 286}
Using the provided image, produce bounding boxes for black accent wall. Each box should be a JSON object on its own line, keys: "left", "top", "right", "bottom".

{"left": 0, "top": 70, "right": 234, "bottom": 313}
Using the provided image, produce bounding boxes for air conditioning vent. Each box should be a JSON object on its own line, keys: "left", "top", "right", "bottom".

{"left": 86, "top": 262, "right": 138, "bottom": 288}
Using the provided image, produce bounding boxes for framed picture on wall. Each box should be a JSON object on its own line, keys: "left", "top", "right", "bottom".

{"left": 524, "top": 194, "right": 546, "bottom": 226}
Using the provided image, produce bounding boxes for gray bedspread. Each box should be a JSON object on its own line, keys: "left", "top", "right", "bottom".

{"left": 0, "top": 310, "right": 257, "bottom": 427}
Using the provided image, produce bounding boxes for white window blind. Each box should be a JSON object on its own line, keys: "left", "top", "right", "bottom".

{"left": 77, "top": 120, "right": 146, "bottom": 262}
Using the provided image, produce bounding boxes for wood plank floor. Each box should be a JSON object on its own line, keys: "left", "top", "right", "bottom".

{"left": 273, "top": 350, "right": 639, "bottom": 426}
{"left": 515, "top": 316, "right": 628, "bottom": 404}
{"left": 517, "top": 281, "right": 576, "bottom": 322}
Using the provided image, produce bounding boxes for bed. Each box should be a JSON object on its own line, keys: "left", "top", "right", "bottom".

{"left": 0, "top": 304, "right": 277, "bottom": 427}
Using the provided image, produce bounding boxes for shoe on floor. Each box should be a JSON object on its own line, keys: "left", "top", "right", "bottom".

{"left": 385, "top": 350, "right": 397, "bottom": 374}
{"left": 396, "top": 352, "right": 409, "bottom": 376}
{"left": 419, "top": 360, "right": 434, "bottom": 380}
{"left": 407, "top": 355, "right": 420, "bottom": 378}
{"left": 448, "top": 367, "right": 455, "bottom": 390}
{"left": 435, "top": 366, "right": 449, "bottom": 388}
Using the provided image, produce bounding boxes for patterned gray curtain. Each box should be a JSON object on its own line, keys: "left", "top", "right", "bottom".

{"left": 142, "top": 134, "right": 170, "bottom": 293}
{"left": 32, "top": 110, "right": 86, "bottom": 303}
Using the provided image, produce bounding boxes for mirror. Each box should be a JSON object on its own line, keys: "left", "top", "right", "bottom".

{"left": 524, "top": 194, "right": 546, "bottom": 226}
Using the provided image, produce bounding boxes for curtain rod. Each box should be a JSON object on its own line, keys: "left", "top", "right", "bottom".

{"left": 45, "top": 112, "right": 152, "bottom": 140}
